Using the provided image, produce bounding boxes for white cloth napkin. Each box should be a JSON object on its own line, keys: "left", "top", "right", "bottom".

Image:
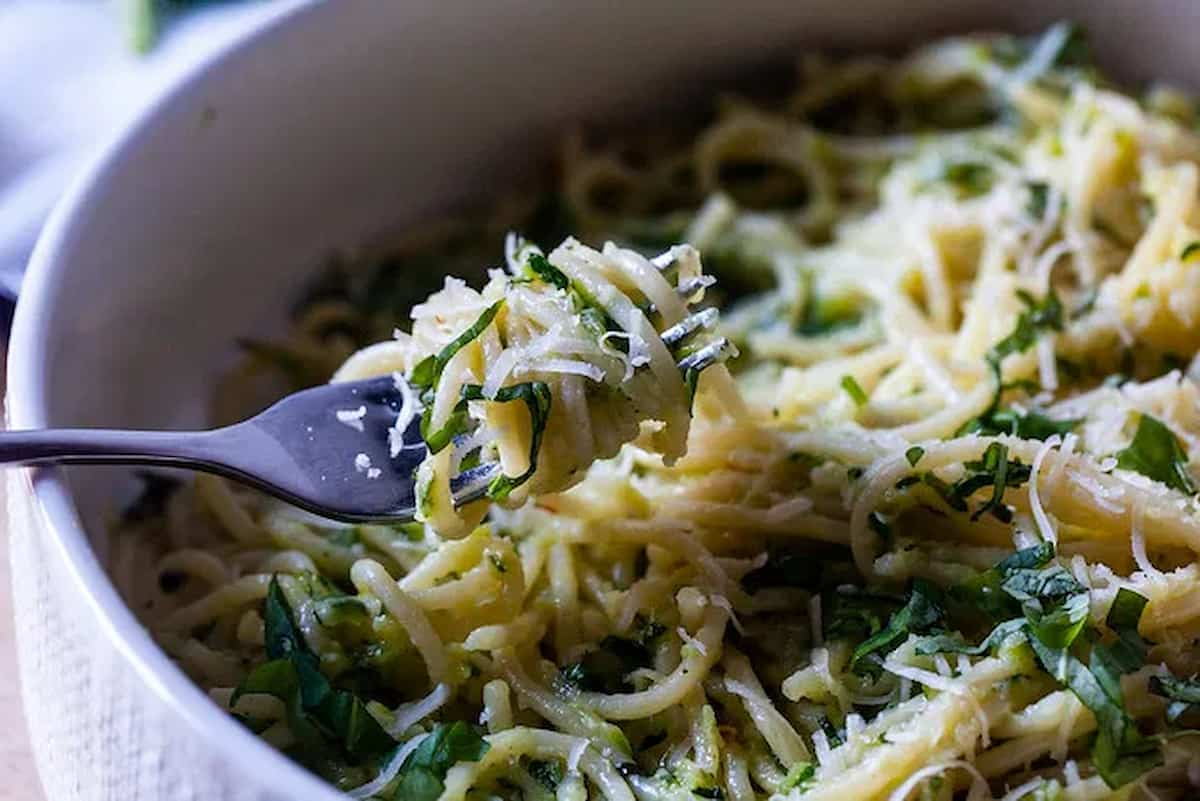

{"left": 0, "top": 0, "right": 307, "bottom": 299}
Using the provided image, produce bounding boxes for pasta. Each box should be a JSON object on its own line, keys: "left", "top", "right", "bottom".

{"left": 113, "top": 23, "right": 1200, "bottom": 801}
{"left": 332, "top": 236, "right": 734, "bottom": 536}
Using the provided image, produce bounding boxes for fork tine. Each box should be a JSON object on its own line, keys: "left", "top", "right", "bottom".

{"left": 449, "top": 461, "right": 501, "bottom": 507}
{"left": 675, "top": 275, "right": 716, "bottom": 300}
{"left": 675, "top": 337, "right": 737, "bottom": 372}
{"left": 650, "top": 250, "right": 678, "bottom": 271}
{"left": 661, "top": 308, "right": 719, "bottom": 348}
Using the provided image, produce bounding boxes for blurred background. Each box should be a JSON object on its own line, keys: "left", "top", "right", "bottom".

{"left": 0, "top": 0, "right": 305, "bottom": 301}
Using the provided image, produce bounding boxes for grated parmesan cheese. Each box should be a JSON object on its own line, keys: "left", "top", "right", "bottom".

{"left": 336, "top": 405, "right": 367, "bottom": 432}
{"left": 1029, "top": 434, "right": 1061, "bottom": 545}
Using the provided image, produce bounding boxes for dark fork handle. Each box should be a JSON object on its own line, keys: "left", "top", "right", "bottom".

{"left": 0, "top": 422, "right": 419, "bottom": 522}
{"left": 0, "top": 428, "right": 233, "bottom": 469}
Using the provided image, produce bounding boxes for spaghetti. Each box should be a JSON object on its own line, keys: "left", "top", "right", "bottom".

{"left": 113, "top": 24, "right": 1200, "bottom": 800}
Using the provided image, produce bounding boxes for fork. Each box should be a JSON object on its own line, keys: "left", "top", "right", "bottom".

{"left": 0, "top": 329, "right": 733, "bottom": 523}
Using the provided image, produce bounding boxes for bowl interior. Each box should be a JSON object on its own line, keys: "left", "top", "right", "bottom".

{"left": 12, "top": 0, "right": 1200, "bottom": 792}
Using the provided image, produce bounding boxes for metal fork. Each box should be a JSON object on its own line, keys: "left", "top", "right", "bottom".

{"left": 0, "top": 331, "right": 733, "bottom": 523}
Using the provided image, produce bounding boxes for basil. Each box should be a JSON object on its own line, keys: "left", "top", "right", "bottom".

{"left": 958, "top": 407, "right": 1079, "bottom": 440}
{"left": 393, "top": 722, "right": 489, "bottom": 801}
{"left": 410, "top": 301, "right": 504, "bottom": 390}
{"left": 1150, "top": 675, "right": 1200, "bottom": 722}
{"left": 840, "top": 375, "right": 868, "bottom": 406}
{"left": 779, "top": 762, "right": 816, "bottom": 794}
{"left": 559, "top": 635, "right": 657, "bottom": 694}
{"left": 954, "top": 542, "right": 1055, "bottom": 621}
{"left": 1026, "top": 180, "right": 1050, "bottom": 219}
{"left": 795, "top": 271, "right": 863, "bottom": 336}
{"left": 232, "top": 577, "right": 394, "bottom": 765}
{"left": 914, "top": 619, "right": 1026, "bottom": 657}
{"left": 1002, "top": 566, "right": 1089, "bottom": 649}
{"left": 850, "top": 579, "right": 945, "bottom": 672}
{"left": 940, "top": 161, "right": 994, "bottom": 197}
{"left": 421, "top": 409, "right": 473, "bottom": 455}
{"left": 460, "top": 382, "right": 553, "bottom": 501}
{"left": 983, "top": 289, "right": 1064, "bottom": 410}
{"left": 1027, "top": 633, "right": 1161, "bottom": 787}
{"left": 740, "top": 551, "right": 822, "bottom": 595}
{"left": 915, "top": 444, "right": 1031, "bottom": 522}
{"left": 527, "top": 759, "right": 564, "bottom": 791}
{"left": 526, "top": 252, "right": 570, "bottom": 290}
{"left": 1115, "top": 413, "right": 1196, "bottom": 494}
{"left": 824, "top": 588, "right": 905, "bottom": 647}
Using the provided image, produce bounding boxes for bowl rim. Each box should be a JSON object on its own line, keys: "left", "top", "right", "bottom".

{"left": 7, "top": 5, "right": 347, "bottom": 799}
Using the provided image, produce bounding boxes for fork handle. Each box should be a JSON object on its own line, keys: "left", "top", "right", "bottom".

{"left": 0, "top": 428, "right": 232, "bottom": 470}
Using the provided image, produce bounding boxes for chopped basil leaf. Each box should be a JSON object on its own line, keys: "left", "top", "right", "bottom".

{"left": 1150, "top": 674, "right": 1200, "bottom": 722}
{"left": 840, "top": 375, "right": 868, "bottom": 406}
{"left": 957, "top": 407, "right": 1080, "bottom": 440}
{"left": 824, "top": 588, "right": 905, "bottom": 649}
{"left": 1115, "top": 413, "right": 1196, "bottom": 494}
{"left": 947, "top": 548, "right": 1159, "bottom": 788}
{"left": 559, "top": 635, "right": 655, "bottom": 694}
{"left": 850, "top": 579, "right": 945, "bottom": 672}
{"left": 997, "top": 22, "right": 1090, "bottom": 75}
{"left": 984, "top": 289, "right": 1063, "bottom": 410}
{"left": 528, "top": 759, "right": 564, "bottom": 791}
{"left": 817, "top": 716, "right": 844, "bottom": 747}
{"left": 1002, "top": 566, "right": 1089, "bottom": 648}
{"left": 1102, "top": 588, "right": 1150, "bottom": 672}
{"left": 914, "top": 618, "right": 1026, "bottom": 657}
{"left": 795, "top": 271, "right": 863, "bottom": 336}
{"left": 1027, "top": 633, "right": 1161, "bottom": 787}
{"left": 232, "top": 577, "right": 394, "bottom": 765}
{"left": 459, "top": 382, "right": 552, "bottom": 501}
{"left": 740, "top": 551, "right": 822, "bottom": 594}
{"left": 905, "top": 446, "right": 925, "bottom": 466}
{"left": 954, "top": 543, "right": 1055, "bottom": 621}
{"left": 410, "top": 300, "right": 504, "bottom": 390}
{"left": 921, "top": 472, "right": 968, "bottom": 513}
{"left": 526, "top": 252, "right": 570, "bottom": 290}
{"left": 683, "top": 366, "right": 702, "bottom": 411}
{"left": 1018, "top": 577, "right": 1160, "bottom": 787}
{"left": 421, "top": 409, "right": 473, "bottom": 455}
{"left": 968, "top": 442, "right": 1020, "bottom": 522}
{"left": 1025, "top": 180, "right": 1050, "bottom": 219}
{"left": 1182, "top": 242, "right": 1200, "bottom": 262}
{"left": 779, "top": 762, "right": 816, "bottom": 794}
{"left": 920, "top": 444, "right": 1031, "bottom": 521}
{"left": 394, "top": 722, "right": 490, "bottom": 801}
{"left": 1042, "top": 21, "right": 1090, "bottom": 69}
{"left": 939, "top": 161, "right": 994, "bottom": 197}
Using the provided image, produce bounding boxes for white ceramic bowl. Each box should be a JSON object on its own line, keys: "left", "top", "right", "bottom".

{"left": 9, "top": 1, "right": 1200, "bottom": 798}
